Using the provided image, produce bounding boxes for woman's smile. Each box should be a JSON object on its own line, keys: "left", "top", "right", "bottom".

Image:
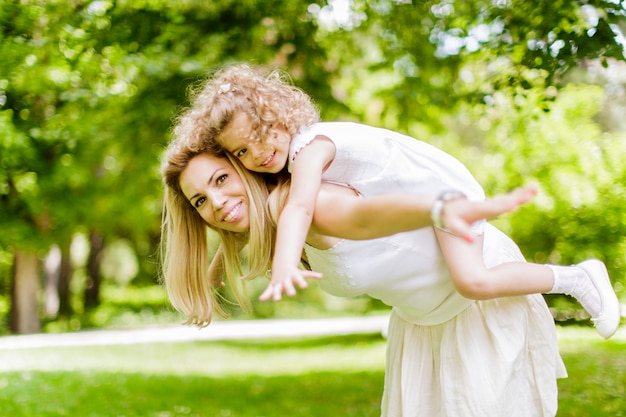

{"left": 223, "top": 201, "right": 243, "bottom": 222}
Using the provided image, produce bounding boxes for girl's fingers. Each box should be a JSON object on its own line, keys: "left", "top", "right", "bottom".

{"left": 259, "top": 272, "right": 323, "bottom": 302}
{"left": 303, "top": 271, "right": 323, "bottom": 280}
{"left": 259, "top": 286, "right": 275, "bottom": 301}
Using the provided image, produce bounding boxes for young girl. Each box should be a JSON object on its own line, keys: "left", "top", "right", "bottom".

{"left": 160, "top": 146, "right": 566, "bottom": 416}
{"left": 175, "top": 63, "right": 620, "bottom": 339}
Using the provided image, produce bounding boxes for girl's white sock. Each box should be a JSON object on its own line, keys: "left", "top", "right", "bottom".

{"left": 547, "top": 264, "right": 600, "bottom": 318}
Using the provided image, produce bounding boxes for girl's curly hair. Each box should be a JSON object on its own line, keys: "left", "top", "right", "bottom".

{"left": 173, "top": 63, "right": 320, "bottom": 153}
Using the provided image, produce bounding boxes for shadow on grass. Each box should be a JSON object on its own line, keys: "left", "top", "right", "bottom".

{"left": 1, "top": 370, "right": 385, "bottom": 417}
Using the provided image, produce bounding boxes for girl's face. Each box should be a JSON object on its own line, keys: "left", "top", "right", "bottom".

{"left": 218, "top": 111, "right": 291, "bottom": 174}
{"left": 179, "top": 153, "right": 250, "bottom": 233}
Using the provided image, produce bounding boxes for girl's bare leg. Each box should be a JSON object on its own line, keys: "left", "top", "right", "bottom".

{"left": 435, "top": 230, "right": 553, "bottom": 299}
{"left": 435, "top": 229, "right": 620, "bottom": 339}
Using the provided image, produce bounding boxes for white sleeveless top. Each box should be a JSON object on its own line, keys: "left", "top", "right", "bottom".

{"left": 289, "top": 122, "right": 485, "bottom": 203}
{"left": 288, "top": 122, "right": 511, "bottom": 325}
{"left": 305, "top": 223, "right": 524, "bottom": 325}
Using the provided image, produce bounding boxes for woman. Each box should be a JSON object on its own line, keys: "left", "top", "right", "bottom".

{"left": 160, "top": 141, "right": 571, "bottom": 417}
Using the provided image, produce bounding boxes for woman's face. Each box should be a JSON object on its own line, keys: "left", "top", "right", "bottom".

{"left": 179, "top": 153, "right": 250, "bottom": 233}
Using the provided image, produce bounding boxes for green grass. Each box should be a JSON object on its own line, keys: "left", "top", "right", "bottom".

{"left": 2, "top": 371, "right": 384, "bottom": 417}
{"left": 0, "top": 327, "right": 624, "bottom": 416}
{"left": 556, "top": 327, "right": 626, "bottom": 417}
{"left": 0, "top": 335, "right": 386, "bottom": 417}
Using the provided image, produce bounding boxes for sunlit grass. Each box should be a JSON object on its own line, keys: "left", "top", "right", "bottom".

{"left": 0, "top": 326, "right": 624, "bottom": 416}
{"left": 0, "top": 334, "right": 385, "bottom": 417}
{"left": 556, "top": 326, "right": 626, "bottom": 417}
{"left": 0, "top": 334, "right": 386, "bottom": 376}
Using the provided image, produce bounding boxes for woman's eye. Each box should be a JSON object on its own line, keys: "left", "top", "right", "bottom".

{"left": 236, "top": 148, "right": 246, "bottom": 158}
{"left": 216, "top": 174, "right": 228, "bottom": 185}
{"left": 194, "top": 197, "right": 206, "bottom": 208}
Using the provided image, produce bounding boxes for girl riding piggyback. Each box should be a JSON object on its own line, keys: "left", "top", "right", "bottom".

{"left": 175, "top": 63, "right": 619, "bottom": 339}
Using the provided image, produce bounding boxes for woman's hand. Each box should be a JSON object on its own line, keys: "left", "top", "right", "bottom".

{"left": 259, "top": 265, "right": 323, "bottom": 302}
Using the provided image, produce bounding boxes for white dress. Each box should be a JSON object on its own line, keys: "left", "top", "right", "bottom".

{"left": 291, "top": 122, "right": 567, "bottom": 417}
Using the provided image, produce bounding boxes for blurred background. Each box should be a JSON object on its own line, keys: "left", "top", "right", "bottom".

{"left": 1, "top": 0, "right": 625, "bottom": 335}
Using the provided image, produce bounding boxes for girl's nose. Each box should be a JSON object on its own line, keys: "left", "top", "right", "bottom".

{"left": 249, "top": 142, "right": 265, "bottom": 163}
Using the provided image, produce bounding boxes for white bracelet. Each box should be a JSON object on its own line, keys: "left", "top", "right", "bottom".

{"left": 430, "top": 190, "right": 467, "bottom": 232}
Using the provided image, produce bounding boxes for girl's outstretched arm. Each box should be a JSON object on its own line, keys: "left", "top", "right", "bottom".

{"left": 310, "top": 184, "right": 538, "bottom": 241}
{"left": 259, "top": 137, "right": 336, "bottom": 302}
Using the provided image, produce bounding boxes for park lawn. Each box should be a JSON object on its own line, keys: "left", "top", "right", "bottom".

{"left": 0, "top": 334, "right": 386, "bottom": 417}
{"left": 0, "top": 327, "right": 624, "bottom": 417}
{"left": 556, "top": 326, "right": 626, "bottom": 417}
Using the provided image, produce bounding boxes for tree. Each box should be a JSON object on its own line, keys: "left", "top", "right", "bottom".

{"left": 1, "top": 0, "right": 623, "bottom": 332}
{"left": 0, "top": 0, "right": 336, "bottom": 332}
{"left": 309, "top": 0, "right": 625, "bottom": 126}
{"left": 0, "top": 1, "right": 124, "bottom": 332}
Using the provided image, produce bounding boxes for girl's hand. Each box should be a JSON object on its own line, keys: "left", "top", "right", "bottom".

{"left": 442, "top": 184, "right": 538, "bottom": 242}
{"left": 259, "top": 265, "right": 323, "bottom": 302}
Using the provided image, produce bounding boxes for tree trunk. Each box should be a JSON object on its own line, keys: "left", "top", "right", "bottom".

{"left": 10, "top": 249, "right": 41, "bottom": 334}
{"left": 84, "top": 232, "right": 104, "bottom": 309}
{"left": 57, "top": 241, "right": 73, "bottom": 318}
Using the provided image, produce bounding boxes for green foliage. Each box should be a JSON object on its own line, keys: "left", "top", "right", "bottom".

{"left": 0, "top": 0, "right": 334, "bottom": 264}
{"left": 41, "top": 284, "right": 178, "bottom": 333}
{"left": 459, "top": 85, "right": 625, "bottom": 274}
{"left": 315, "top": 0, "right": 626, "bottom": 127}
{"left": 1, "top": 0, "right": 625, "bottom": 329}
{"left": 431, "top": 83, "right": 626, "bottom": 311}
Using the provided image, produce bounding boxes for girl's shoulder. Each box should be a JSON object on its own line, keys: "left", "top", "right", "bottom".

{"left": 289, "top": 122, "right": 355, "bottom": 162}
{"left": 296, "top": 121, "right": 367, "bottom": 136}
{"left": 289, "top": 122, "right": 392, "bottom": 171}
{"left": 291, "top": 122, "right": 372, "bottom": 149}
{"left": 289, "top": 123, "right": 333, "bottom": 167}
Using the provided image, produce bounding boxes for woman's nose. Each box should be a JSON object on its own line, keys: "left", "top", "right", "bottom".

{"left": 207, "top": 189, "right": 227, "bottom": 209}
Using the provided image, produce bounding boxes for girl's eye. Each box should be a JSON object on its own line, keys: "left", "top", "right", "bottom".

{"left": 194, "top": 197, "right": 206, "bottom": 208}
{"left": 216, "top": 174, "right": 227, "bottom": 185}
{"left": 236, "top": 148, "right": 247, "bottom": 158}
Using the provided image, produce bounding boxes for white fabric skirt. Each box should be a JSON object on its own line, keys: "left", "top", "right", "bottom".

{"left": 381, "top": 294, "right": 567, "bottom": 417}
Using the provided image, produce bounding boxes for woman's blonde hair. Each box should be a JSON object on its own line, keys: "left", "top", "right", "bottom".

{"left": 160, "top": 139, "right": 277, "bottom": 326}
{"left": 173, "top": 63, "right": 320, "bottom": 153}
